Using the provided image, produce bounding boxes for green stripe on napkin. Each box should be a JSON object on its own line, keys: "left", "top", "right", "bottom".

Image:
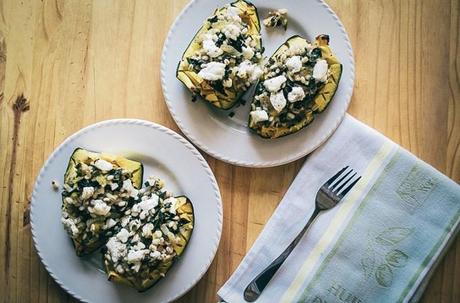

{"left": 296, "top": 149, "right": 459, "bottom": 303}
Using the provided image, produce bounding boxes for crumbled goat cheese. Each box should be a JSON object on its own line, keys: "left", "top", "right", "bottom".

{"left": 105, "top": 218, "right": 117, "bottom": 229}
{"left": 94, "top": 159, "right": 113, "bottom": 171}
{"left": 133, "top": 242, "right": 145, "bottom": 250}
{"left": 313, "top": 59, "right": 328, "bottom": 82}
{"left": 251, "top": 65, "right": 264, "bottom": 82}
{"left": 222, "top": 24, "right": 241, "bottom": 41}
{"left": 138, "top": 195, "right": 158, "bottom": 213}
{"left": 270, "top": 91, "right": 287, "bottom": 112}
{"left": 202, "top": 34, "right": 223, "bottom": 58}
{"left": 164, "top": 197, "right": 177, "bottom": 215}
{"left": 92, "top": 199, "right": 111, "bottom": 216}
{"left": 110, "top": 183, "right": 118, "bottom": 191}
{"left": 121, "top": 216, "right": 130, "bottom": 227}
{"left": 116, "top": 228, "right": 130, "bottom": 243}
{"left": 127, "top": 249, "right": 148, "bottom": 263}
{"left": 288, "top": 86, "right": 305, "bottom": 102}
{"left": 122, "top": 179, "right": 139, "bottom": 198}
{"left": 132, "top": 263, "right": 141, "bottom": 273}
{"left": 142, "top": 223, "right": 154, "bottom": 238}
{"left": 198, "top": 62, "right": 226, "bottom": 81}
{"left": 242, "top": 46, "right": 254, "bottom": 60}
{"left": 250, "top": 110, "right": 269, "bottom": 123}
{"left": 288, "top": 44, "right": 305, "bottom": 56}
{"left": 237, "top": 61, "right": 263, "bottom": 82}
{"left": 81, "top": 186, "right": 95, "bottom": 200}
{"left": 150, "top": 250, "right": 161, "bottom": 260}
{"left": 62, "top": 218, "right": 79, "bottom": 236}
{"left": 225, "top": 5, "right": 241, "bottom": 22}
{"left": 237, "top": 60, "right": 254, "bottom": 78}
{"left": 106, "top": 237, "right": 126, "bottom": 263}
{"left": 264, "top": 75, "right": 287, "bottom": 92}
{"left": 286, "top": 56, "right": 302, "bottom": 73}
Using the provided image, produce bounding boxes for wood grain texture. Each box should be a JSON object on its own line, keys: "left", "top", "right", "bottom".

{"left": 0, "top": 0, "right": 458, "bottom": 302}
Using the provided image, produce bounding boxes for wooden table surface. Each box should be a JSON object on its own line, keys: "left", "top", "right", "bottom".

{"left": 0, "top": 0, "right": 459, "bottom": 302}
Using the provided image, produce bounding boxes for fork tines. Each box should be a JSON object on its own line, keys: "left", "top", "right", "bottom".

{"left": 327, "top": 166, "right": 362, "bottom": 198}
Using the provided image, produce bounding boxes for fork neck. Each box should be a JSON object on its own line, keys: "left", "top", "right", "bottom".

{"left": 291, "top": 208, "right": 321, "bottom": 247}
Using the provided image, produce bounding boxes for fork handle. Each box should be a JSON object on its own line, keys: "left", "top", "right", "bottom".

{"left": 243, "top": 208, "right": 320, "bottom": 302}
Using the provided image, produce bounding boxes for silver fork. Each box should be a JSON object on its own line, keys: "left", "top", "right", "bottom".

{"left": 243, "top": 166, "right": 362, "bottom": 302}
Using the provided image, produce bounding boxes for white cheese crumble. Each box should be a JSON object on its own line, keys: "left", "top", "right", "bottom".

{"left": 288, "top": 86, "right": 306, "bottom": 102}
{"left": 150, "top": 250, "right": 161, "bottom": 260}
{"left": 92, "top": 199, "right": 111, "bottom": 216}
{"left": 222, "top": 23, "right": 241, "bottom": 41}
{"left": 121, "top": 216, "right": 130, "bottom": 227}
{"left": 138, "top": 195, "right": 158, "bottom": 213}
{"left": 270, "top": 91, "right": 287, "bottom": 112}
{"left": 122, "top": 179, "right": 139, "bottom": 198}
{"left": 225, "top": 5, "right": 241, "bottom": 22}
{"left": 251, "top": 65, "right": 264, "bottom": 82}
{"left": 286, "top": 56, "right": 302, "bottom": 73}
{"left": 313, "top": 59, "right": 328, "bottom": 82}
{"left": 116, "top": 228, "right": 130, "bottom": 243}
{"left": 202, "top": 34, "right": 223, "bottom": 58}
{"left": 237, "top": 60, "right": 255, "bottom": 79}
{"left": 164, "top": 197, "right": 177, "bottom": 215}
{"left": 106, "top": 237, "right": 126, "bottom": 263}
{"left": 250, "top": 110, "right": 269, "bottom": 124}
{"left": 198, "top": 62, "right": 226, "bottom": 81}
{"left": 263, "top": 75, "right": 287, "bottom": 93}
{"left": 142, "top": 223, "right": 154, "bottom": 238}
{"left": 105, "top": 218, "right": 117, "bottom": 229}
{"left": 81, "top": 186, "right": 94, "bottom": 200}
{"left": 242, "top": 46, "right": 254, "bottom": 60}
{"left": 62, "top": 218, "right": 79, "bottom": 236}
{"left": 127, "top": 250, "right": 148, "bottom": 263}
{"left": 237, "top": 60, "right": 263, "bottom": 82}
{"left": 94, "top": 159, "right": 113, "bottom": 172}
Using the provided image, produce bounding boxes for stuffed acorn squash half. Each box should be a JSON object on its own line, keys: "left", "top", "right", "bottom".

{"left": 61, "top": 148, "right": 143, "bottom": 256}
{"left": 248, "top": 35, "right": 342, "bottom": 138}
{"left": 176, "top": 0, "right": 264, "bottom": 109}
{"left": 103, "top": 177, "right": 194, "bottom": 292}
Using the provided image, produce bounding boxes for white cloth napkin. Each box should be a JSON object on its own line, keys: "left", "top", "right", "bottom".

{"left": 218, "top": 114, "right": 460, "bottom": 303}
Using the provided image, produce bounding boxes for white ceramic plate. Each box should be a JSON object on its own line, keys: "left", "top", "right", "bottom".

{"left": 30, "top": 119, "right": 222, "bottom": 303}
{"left": 161, "top": 0, "right": 354, "bottom": 167}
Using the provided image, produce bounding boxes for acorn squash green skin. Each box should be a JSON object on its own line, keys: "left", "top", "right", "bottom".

{"left": 176, "top": 0, "right": 262, "bottom": 110}
{"left": 248, "top": 35, "right": 343, "bottom": 139}
{"left": 62, "top": 148, "right": 144, "bottom": 256}
{"left": 104, "top": 196, "right": 195, "bottom": 292}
